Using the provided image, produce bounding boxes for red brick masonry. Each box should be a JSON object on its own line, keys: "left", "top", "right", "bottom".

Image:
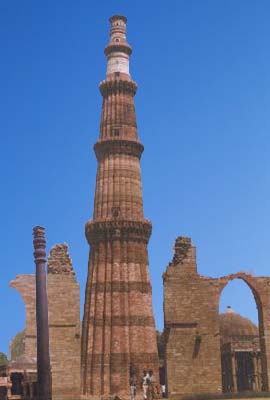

{"left": 164, "top": 237, "right": 270, "bottom": 397}
{"left": 81, "top": 15, "right": 159, "bottom": 398}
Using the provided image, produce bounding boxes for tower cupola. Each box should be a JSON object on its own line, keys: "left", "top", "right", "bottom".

{"left": 105, "top": 15, "right": 132, "bottom": 77}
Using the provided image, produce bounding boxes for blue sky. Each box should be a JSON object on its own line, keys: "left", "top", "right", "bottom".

{"left": 1, "top": 1, "right": 270, "bottom": 355}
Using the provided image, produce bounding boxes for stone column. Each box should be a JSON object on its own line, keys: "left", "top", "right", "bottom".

{"left": 33, "top": 226, "right": 52, "bottom": 400}
{"left": 252, "top": 353, "right": 259, "bottom": 391}
{"left": 231, "top": 352, "right": 238, "bottom": 392}
{"left": 258, "top": 354, "right": 263, "bottom": 391}
{"left": 29, "top": 383, "right": 33, "bottom": 400}
{"left": 7, "top": 385, "right": 11, "bottom": 399}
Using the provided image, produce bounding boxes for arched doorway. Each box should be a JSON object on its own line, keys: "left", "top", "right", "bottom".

{"left": 218, "top": 276, "right": 266, "bottom": 393}
{"left": 10, "top": 373, "right": 23, "bottom": 395}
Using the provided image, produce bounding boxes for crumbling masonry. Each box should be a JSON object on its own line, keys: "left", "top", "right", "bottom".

{"left": 10, "top": 244, "right": 80, "bottom": 400}
{"left": 164, "top": 237, "right": 270, "bottom": 397}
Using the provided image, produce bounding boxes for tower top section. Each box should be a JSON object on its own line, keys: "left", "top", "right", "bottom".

{"left": 105, "top": 15, "right": 132, "bottom": 77}
{"left": 109, "top": 15, "right": 127, "bottom": 23}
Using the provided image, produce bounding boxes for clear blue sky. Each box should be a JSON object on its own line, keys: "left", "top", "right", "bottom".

{"left": 1, "top": 1, "right": 269, "bottom": 356}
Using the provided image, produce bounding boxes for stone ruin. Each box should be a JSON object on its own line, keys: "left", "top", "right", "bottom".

{"left": 8, "top": 244, "right": 80, "bottom": 400}
{"left": 163, "top": 236, "right": 270, "bottom": 397}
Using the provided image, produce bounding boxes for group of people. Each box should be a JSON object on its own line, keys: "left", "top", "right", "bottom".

{"left": 130, "top": 370, "right": 164, "bottom": 400}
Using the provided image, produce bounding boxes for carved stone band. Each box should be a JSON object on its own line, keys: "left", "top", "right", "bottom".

{"left": 89, "top": 315, "right": 154, "bottom": 327}
{"left": 33, "top": 226, "right": 46, "bottom": 264}
{"left": 94, "top": 139, "right": 144, "bottom": 160}
{"left": 85, "top": 219, "right": 152, "bottom": 245}
{"left": 99, "top": 79, "right": 137, "bottom": 97}
{"left": 104, "top": 43, "right": 132, "bottom": 57}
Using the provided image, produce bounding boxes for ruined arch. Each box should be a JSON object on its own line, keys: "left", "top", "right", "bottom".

{"left": 9, "top": 275, "right": 36, "bottom": 359}
{"left": 218, "top": 273, "right": 269, "bottom": 392}
{"left": 163, "top": 237, "right": 270, "bottom": 397}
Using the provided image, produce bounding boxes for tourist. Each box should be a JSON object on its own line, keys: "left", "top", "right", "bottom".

{"left": 148, "top": 370, "right": 155, "bottom": 400}
{"left": 141, "top": 370, "right": 149, "bottom": 400}
{"left": 130, "top": 374, "right": 137, "bottom": 400}
{"left": 161, "top": 384, "right": 166, "bottom": 398}
{"left": 148, "top": 370, "right": 154, "bottom": 383}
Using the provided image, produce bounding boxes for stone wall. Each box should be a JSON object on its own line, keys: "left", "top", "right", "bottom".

{"left": 10, "top": 243, "right": 81, "bottom": 400}
{"left": 10, "top": 275, "right": 36, "bottom": 359}
{"left": 163, "top": 237, "right": 270, "bottom": 398}
{"left": 47, "top": 244, "right": 81, "bottom": 400}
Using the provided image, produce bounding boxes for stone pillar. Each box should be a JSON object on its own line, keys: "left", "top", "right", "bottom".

{"left": 30, "top": 383, "right": 33, "bottom": 399}
{"left": 7, "top": 382, "right": 11, "bottom": 399}
{"left": 258, "top": 354, "right": 263, "bottom": 391}
{"left": 22, "top": 382, "right": 26, "bottom": 399}
{"left": 231, "top": 353, "right": 238, "bottom": 393}
{"left": 253, "top": 353, "right": 259, "bottom": 391}
{"left": 259, "top": 298, "right": 270, "bottom": 391}
{"left": 33, "top": 226, "right": 52, "bottom": 400}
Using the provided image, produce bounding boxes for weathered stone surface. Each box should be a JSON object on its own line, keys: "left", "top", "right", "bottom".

{"left": 47, "top": 243, "right": 75, "bottom": 275}
{"left": 10, "top": 243, "right": 80, "bottom": 400}
{"left": 10, "top": 275, "right": 36, "bottom": 359}
{"left": 47, "top": 244, "right": 81, "bottom": 400}
{"left": 81, "top": 15, "right": 159, "bottom": 398}
{"left": 164, "top": 237, "right": 270, "bottom": 397}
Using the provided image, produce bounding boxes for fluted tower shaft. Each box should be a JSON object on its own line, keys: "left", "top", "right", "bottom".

{"left": 81, "top": 16, "right": 159, "bottom": 398}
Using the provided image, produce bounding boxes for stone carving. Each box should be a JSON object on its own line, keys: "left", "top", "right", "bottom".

{"left": 85, "top": 219, "right": 152, "bottom": 245}
{"left": 99, "top": 79, "right": 137, "bottom": 96}
{"left": 94, "top": 139, "right": 144, "bottom": 160}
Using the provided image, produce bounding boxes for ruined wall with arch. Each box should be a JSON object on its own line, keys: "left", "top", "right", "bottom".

{"left": 163, "top": 236, "right": 270, "bottom": 397}
{"left": 10, "top": 244, "right": 81, "bottom": 400}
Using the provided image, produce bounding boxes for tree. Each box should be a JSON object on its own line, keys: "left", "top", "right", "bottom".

{"left": 0, "top": 352, "right": 8, "bottom": 366}
{"left": 10, "top": 330, "right": 25, "bottom": 360}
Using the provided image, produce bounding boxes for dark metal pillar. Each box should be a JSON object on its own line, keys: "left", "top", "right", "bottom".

{"left": 33, "top": 226, "right": 52, "bottom": 400}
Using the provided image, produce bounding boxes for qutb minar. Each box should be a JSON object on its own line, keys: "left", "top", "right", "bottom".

{"left": 81, "top": 15, "right": 159, "bottom": 397}
{"left": 4, "top": 11, "right": 270, "bottom": 400}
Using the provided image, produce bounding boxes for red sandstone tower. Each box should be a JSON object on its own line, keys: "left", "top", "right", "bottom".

{"left": 81, "top": 15, "right": 159, "bottom": 397}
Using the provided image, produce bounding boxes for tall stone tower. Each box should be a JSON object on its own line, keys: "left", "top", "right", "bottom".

{"left": 81, "top": 15, "right": 159, "bottom": 397}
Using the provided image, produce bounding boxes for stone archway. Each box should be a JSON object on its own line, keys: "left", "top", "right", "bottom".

{"left": 163, "top": 237, "right": 270, "bottom": 397}
{"left": 218, "top": 273, "right": 270, "bottom": 392}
